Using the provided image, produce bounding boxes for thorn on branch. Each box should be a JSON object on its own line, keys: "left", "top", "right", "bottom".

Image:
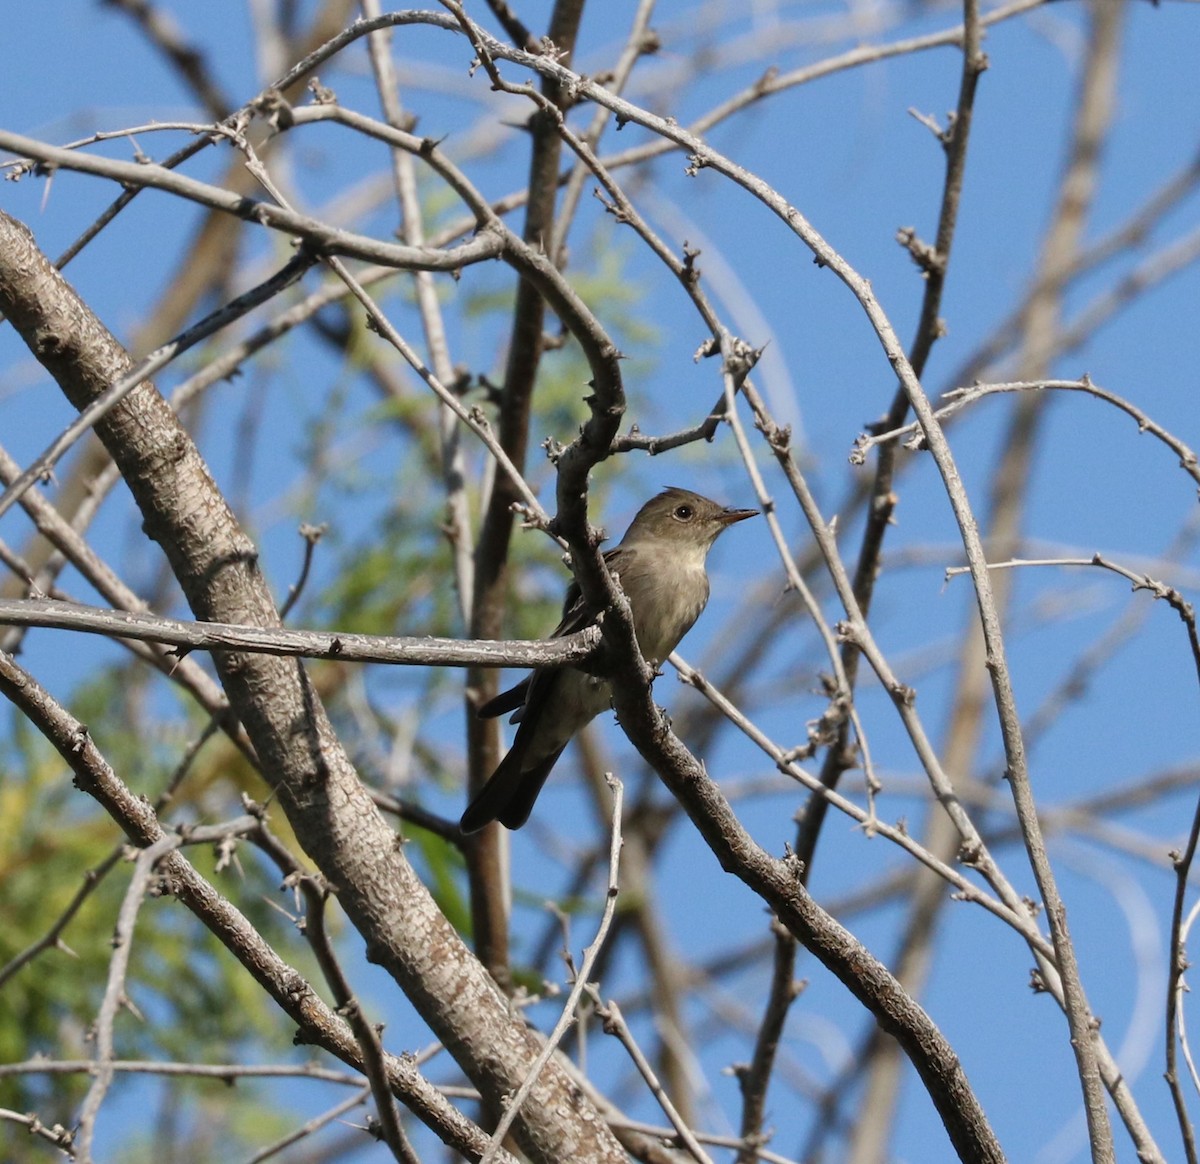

{"left": 895, "top": 226, "right": 945, "bottom": 276}
{"left": 724, "top": 337, "right": 762, "bottom": 381}
{"left": 4, "top": 157, "right": 35, "bottom": 181}
{"left": 957, "top": 839, "right": 983, "bottom": 867}
{"left": 241, "top": 794, "right": 268, "bottom": 824}
{"left": 766, "top": 421, "right": 792, "bottom": 454}
{"left": 537, "top": 35, "right": 568, "bottom": 62}
{"left": 306, "top": 77, "right": 337, "bottom": 106}
{"left": 907, "top": 106, "right": 950, "bottom": 145}
{"left": 593, "top": 186, "right": 624, "bottom": 221}
{"left": 561, "top": 74, "right": 587, "bottom": 108}
{"left": 941, "top": 110, "right": 959, "bottom": 152}
{"left": 255, "top": 89, "right": 294, "bottom": 131}
{"left": 755, "top": 65, "right": 780, "bottom": 95}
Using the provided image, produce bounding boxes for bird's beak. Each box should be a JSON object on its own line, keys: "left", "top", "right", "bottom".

{"left": 718, "top": 506, "right": 758, "bottom": 526}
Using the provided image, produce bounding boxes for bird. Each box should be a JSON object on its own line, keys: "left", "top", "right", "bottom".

{"left": 460, "top": 487, "right": 757, "bottom": 833}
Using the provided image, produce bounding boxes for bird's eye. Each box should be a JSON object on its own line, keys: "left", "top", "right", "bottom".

{"left": 673, "top": 504, "right": 694, "bottom": 521}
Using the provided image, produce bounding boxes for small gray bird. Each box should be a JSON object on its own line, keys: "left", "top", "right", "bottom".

{"left": 461, "top": 487, "right": 757, "bottom": 832}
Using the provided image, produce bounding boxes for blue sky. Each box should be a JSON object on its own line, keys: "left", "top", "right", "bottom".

{"left": 4, "top": 2, "right": 1200, "bottom": 1161}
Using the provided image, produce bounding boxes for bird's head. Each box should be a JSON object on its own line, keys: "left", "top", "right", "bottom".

{"left": 624, "top": 486, "right": 757, "bottom": 551}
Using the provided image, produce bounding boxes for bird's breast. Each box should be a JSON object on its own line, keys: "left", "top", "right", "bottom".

{"left": 627, "top": 562, "right": 710, "bottom": 665}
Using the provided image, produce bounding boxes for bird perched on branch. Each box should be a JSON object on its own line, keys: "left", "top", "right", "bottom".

{"left": 461, "top": 487, "right": 757, "bottom": 833}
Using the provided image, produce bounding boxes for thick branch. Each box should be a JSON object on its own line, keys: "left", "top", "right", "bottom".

{"left": 609, "top": 674, "right": 1005, "bottom": 1164}
{"left": 0, "top": 208, "right": 626, "bottom": 1164}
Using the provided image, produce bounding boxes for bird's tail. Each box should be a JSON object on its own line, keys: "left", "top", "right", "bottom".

{"left": 459, "top": 745, "right": 566, "bottom": 833}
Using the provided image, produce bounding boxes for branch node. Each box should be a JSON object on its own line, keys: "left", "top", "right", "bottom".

{"left": 306, "top": 77, "right": 337, "bottom": 106}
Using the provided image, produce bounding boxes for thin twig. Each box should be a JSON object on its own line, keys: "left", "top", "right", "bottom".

{"left": 0, "top": 247, "right": 316, "bottom": 527}
{"left": 480, "top": 777, "right": 626, "bottom": 1162}
{"left": 76, "top": 834, "right": 182, "bottom": 1161}
{"left": 670, "top": 652, "right": 1055, "bottom": 957}
{"left": 0, "top": 1057, "right": 365, "bottom": 1084}
{"left": 0, "top": 1108, "right": 75, "bottom": 1155}
{"left": 247, "top": 1086, "right": 372, "bottom": 1164}
{"left": 299, "top": 878, "right": 416, "bottom": 1163}
{"left": 859, "top": 376, "right": 1200, "bottom": 493}
{"left": 360, "top": 0, "right": 475, "bottom": 627}
{"left": 587, "top": 993, "right": 714, "bottom": 1164}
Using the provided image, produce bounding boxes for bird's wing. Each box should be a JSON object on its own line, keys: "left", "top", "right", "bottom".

{"left": 476, "top": 676, "right": 530, "bottom": 720}
{"left": 553, "top": 544, "right": 637, "bottom": 630}
{"left": 462, "top": 547, "right": 638, "bottom": 833}
{"left": 476, "top": 546, "right": 634, "bottom": 720}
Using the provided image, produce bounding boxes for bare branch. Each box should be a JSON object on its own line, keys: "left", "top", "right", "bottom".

{"left": 0, "top": 596, "right": 601, "bottom": 668}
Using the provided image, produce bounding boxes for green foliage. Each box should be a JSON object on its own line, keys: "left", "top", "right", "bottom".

{"left": 0, "top": 181, "right": 665, "bottom": 1158}
{"left": 0, "top": 692, "right": 316, "bottom": 1118}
